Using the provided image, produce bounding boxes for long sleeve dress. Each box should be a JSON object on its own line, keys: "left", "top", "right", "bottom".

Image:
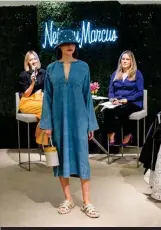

{"left": 40, "top": 60, "right": 99, "bottom": 179}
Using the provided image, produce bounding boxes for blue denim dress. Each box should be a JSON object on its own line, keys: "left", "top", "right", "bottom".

{"left": 40, "top": 60, "right": 98, "bottom": 179}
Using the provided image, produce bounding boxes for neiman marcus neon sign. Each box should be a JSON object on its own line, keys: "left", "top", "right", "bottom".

{"left": 42, "top": 21, "right": 118, "bottom": 49}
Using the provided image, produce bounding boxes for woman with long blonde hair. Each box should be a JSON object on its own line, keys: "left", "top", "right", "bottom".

{"left": 19, "top": 50, "right": 45, "bottom": 118}
{"left": 19, "top": 50, "right": 46, "bottom": 140}
{"left": 104, "top": 50, "right": 144, "bottom": 146}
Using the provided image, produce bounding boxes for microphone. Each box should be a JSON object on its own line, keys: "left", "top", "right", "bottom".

{"left": 31, "top": 66, "right": 37, "bottom": 81}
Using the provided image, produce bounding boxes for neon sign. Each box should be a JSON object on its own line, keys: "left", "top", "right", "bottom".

{"left": 42, "top": 21, "right": 118, "bottom": 49}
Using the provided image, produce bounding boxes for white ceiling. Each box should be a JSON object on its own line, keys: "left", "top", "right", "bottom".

{"left": 0, "top": 0, "right": 161, "bottom": 6}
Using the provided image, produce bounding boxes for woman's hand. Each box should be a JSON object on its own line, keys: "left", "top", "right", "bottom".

{"left": 31, "top": 73, "right": 36, "bottom": 83}
{"left": 88, "top": 131, "right": 94, "bottom": 140}
{"left": 23, "top": 74, "right": 36, "bottom": 97}
{"left": 119, "top": 99, "right": 128, "bottom": 104}
{"left": 112, "top": 99, "right": 120, "bottom": 105}
{"left": 44, "top": 129, "right": 52, "bottom": 137}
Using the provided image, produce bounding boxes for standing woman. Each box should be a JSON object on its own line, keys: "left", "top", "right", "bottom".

{"left": 40, "top": 30, "right": 99, "bottom": 218}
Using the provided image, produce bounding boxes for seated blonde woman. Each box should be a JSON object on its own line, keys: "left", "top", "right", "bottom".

{"left": 19, "top": 50, "right": 46, "bottom": 140}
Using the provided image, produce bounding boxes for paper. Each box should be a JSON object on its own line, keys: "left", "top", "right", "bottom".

{"left": 92, "top": 95, "right": 97, "bottom": 99}
{"left": 92, "top": 95, "right": 108, "bottom": 100}
{"left": 100, "top": 101, "right": 121, "bottom": 111}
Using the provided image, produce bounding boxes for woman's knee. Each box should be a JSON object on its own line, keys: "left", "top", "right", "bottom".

{"left": 115, "top": 107, "right": 130, "bottom": 118}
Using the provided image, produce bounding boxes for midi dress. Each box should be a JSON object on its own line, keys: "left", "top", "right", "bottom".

{"left": 40, "top": 60, "right": 99, "bottom": 179}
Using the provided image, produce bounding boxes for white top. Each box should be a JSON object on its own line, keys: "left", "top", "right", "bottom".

{"left": 122, "top": 75, "right": 127, "bottom": 81}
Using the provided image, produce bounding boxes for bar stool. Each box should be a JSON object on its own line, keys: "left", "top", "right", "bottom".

{"left": 124, "top": 89, "right": 148, "bottom": 166}
{"left": 15, "top": 92, "right": 42, "bottom": 171}
{"left": 108, "top": 89, "right": 148, "bottom": 166}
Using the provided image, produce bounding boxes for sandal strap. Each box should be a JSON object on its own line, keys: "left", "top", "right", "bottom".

{"left": 83, "top": 204, "right": 99, "bottom": 213}
{"left": 59, "top": 200, "right": 74, "bottom": 209}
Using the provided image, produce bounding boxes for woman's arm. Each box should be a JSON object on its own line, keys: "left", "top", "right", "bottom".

{"left": 83, "top": 65, "right": 99, "bottom": 132}
{"left": 19, "top": 71, "right": 36, "bottom": 97}
{"left": 125, "top": 70, "right": 144, "bottom": 102}
{"left": 108, "top": 72, "right": 116, "bottom": 100}
{"left": 40, "top": 67, "right": 53, "bottom": 131}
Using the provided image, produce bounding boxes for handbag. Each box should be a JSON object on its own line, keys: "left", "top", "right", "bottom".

{"left": 43, "top": 136, "right": 59, "bottom": 167}
{"left": 35, "top": 122, "right": 49, "bottom": 145}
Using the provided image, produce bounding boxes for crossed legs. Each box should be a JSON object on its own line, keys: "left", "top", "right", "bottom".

{"left": 104, "top": 103, "right": 141, "bottom": 144}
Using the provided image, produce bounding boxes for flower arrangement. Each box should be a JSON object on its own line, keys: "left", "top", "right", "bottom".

{"left": 90, "top": 82, "right": 100, "bottom": 95}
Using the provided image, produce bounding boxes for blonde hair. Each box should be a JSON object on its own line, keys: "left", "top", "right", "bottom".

{"left": 114, "top": 50, "right": 137, "bottom": 81}
{"left": 24, "top": 50, "right": 41, "bottom": 71}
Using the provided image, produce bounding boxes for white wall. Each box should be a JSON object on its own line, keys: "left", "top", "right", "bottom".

{"left": 0, "top": 0, "right": 161, "bottom": 6}
{"left": 0, "top": 1, "right": 38, "bottom": 6}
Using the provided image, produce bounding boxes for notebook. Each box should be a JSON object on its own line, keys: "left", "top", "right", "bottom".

{"left": 100, "top": 101, "right": 121, "bottom": 111}
{"left": 92, "top": 95, "right": 108, "bottom": 100}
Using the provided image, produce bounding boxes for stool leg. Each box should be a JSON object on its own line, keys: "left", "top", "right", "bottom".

{"left": 91, "top": 137, "right": 109, "bottom": 162}
{"left": 143, "top": 117, "right": 146, "bottom": 144}
{"left": 28, "top": 123, "right": 31, "bottom": 171}
{"left": 121, "top": 127, "right": 124, "bottom": 157}
{"left": 17, "top": 120, "right": 21, "bottom": 164}
{"left": 107, "top": 134, "right": 110, "bottom": 164}
{"left": 39, "top": 146, "right": 42, "bottom": 162}
{"left": 137, "top": 120, "right": 140, "bottom": 167}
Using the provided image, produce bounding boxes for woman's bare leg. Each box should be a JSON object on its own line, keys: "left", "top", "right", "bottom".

{"left": 80, "top": 179, "right": 90, "bottom": 205}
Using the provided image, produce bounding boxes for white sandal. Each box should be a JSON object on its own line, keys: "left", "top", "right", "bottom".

{"left": 81, "top": 203, "right": 100, "bottom": 218}
{"left": 58, "top": 200, "right": 75, "bottom": 214}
